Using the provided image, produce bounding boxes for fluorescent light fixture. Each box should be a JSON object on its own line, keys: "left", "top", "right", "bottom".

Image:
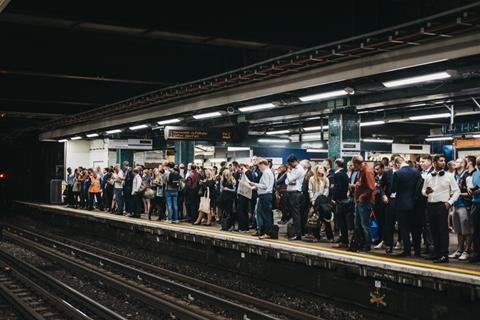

{"left": 474, "top": 134, "right": 480, "bottom": 139}
{"left": 425, "top": 136, "right": 453, "bottom": 141}
{"left": 70, "top": 136, "right": 82, "bottom": 140}
{"left": 299, "top": 88, "right": 354, "bottom": 102}
{"left": 208, "top": 158, "right": 227, "bottom": 162}
{"left": 382, "top": 71, "right": 451, "bottom": 88}
{"left": 86, "top": 133, "right": 99, "bottom": 138}
{"left": 193, "top": 112, "right": 222, "bottom": 119}
{"left": 266, "top": 130, "right": 289, "bottom": 135}
{"left": 157, "top": 118, "right": 181, "bottom": 125}
{"left": 362, "top": 138, "right": 393, "bottom": 143}
{"left": 301, "top": 133, "right": 325, "bottom": 141}
{"left": 258, "top": 138, "right": 290, "bottom": 144}
{"left": 129, "top": 124, "right": 148, "bottom": 130}
{"left": 106, "top": 129, "right": 122, "bottom": 134}
{"left": 409, "top": 113, "right": 450, "bottom": 121}
{"left": 304, "top": 125, "right": 329, "bottom": 131}
{"left": 227, "top": 147, "right": 250, "bottom": 151}
{"left": 58, "top": 139, "right": 68, "bottom": 143}
{"left": 360, "top": 120, "right": 385, "bottom": 127}
{"left": 238, "top": 103, "right": 275, "bottom": 113}
{"left": 306, "top": 116, "right": 321, "bottom": 120}
{"left": 385, "top": 59, "right": 448, "bottom": 72}
{"left": 306, "top": 148, "right": 328, "bottom": 153}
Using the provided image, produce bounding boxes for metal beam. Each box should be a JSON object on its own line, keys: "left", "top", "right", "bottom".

{"left": 39, "top": 31, "right": 480, "bottom": 140}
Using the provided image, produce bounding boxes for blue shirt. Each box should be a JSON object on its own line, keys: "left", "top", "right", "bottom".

{"left": 472, "top": 170, "right": 480, "bottom": 204}
{"left": 67, "top": 173, "right": 74, "bottom": 186}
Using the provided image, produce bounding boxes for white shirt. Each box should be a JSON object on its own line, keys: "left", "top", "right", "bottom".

{"left": 422, "top": 170, "right": 460, "bottom": 205}
{"left": 132, "top": 174, "right": 142, "bottom": 195}
{"left": 308, "top": 177, "right": 329, "bottom": 203}
{"left": 255, "top": 169, "right": 274, "bottom": 195}
{"left": 114, "top": 170, "right": 124, "bottom": 189}
{"left": 421, "top": 166, "right": 433, "bottom": 180}
{"left": 285, "top": 164, "right": 305, "bottom": 192}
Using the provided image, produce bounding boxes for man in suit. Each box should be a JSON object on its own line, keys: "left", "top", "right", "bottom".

{"left": 416, "top": 154, "right": 435, "bottom": 254}
{"left": 373, "top": 162, "right": 388, "bottom": 248}
{"left": 392, "top": 156, "right": 422, "bottom": 257}
{"left": 382, "top": 158, "right": 397, "bottom": 253}
{"left": 332, "top": 158, "right": 351, "bottom": 248}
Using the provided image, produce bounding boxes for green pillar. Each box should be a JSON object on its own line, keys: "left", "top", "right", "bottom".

{"left": 328, "top": 112, "right": 360, "bottom": 160}
{"left": 174, "top": 141, "right": 194, "bottom": 164}
{"left": 116, "top": 149, "right": 134, "bottom": 169}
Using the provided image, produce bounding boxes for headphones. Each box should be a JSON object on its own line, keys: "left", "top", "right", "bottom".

{"left": 431, "top": 170, "right": 445, "bottom": 177}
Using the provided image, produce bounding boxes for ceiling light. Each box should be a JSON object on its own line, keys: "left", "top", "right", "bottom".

{"left": 71, "top": 136, "right": 82, "bottom": 140}
{"left": 385, "top": 59, "right": 448, "bottom": 72}
{"left": 306, "top": 149, "right": 328, "bottom": 153}
{"left": 227, "top": 147, "right": 250, "bottom": 151}
{"left": 360, "top": 120, "right": 385, "bottom": 127}
{"left": 157, "top": 118, "right": 181, "bottom": 125}
{"left": 266, "top": 130, "right": 289, "bottom": 135}
{"left": 258, "top": 138, "right": 290, "bottom": 144}
{"left": 299, "top": 88, "right": 354, "bottom": 102}
{"left": 238, "top": 103, "right": 276, "bottom": 112}
{"left": 382, "top": 71, "right": 451, "bottom": 88}
{"left": 425, "top": 136, "right": 453, "bottom": 141}
{"left": 129, "top": 124, "right": 148, "bottom": 130}
{"left": 58, "top": 139, "right": 68, "bottom": 143}
{"left": 409, "top": 113, "right": 450, "bottom": 121}
{"left": 301, "top": 133, "right": 325, "bottom": 141}
{"left": 86, "top": 133, "right": 99, "bottom": 138}
{"left": 304, "top": 125, "right": 329, "bottom": 131}
{"left": 306, "top": 116, "right": 321, "bottom": 120}
{"left": 106, "top": 129, "right": 122, "bottom": 134}
{"left": 473, "top": 134, "right": 480, "bottom": 139}
{"left": 362, "top": 138, "right": 393, "bottom": 143}
{"left": 193, "top": 112, "right": 222, "bottom": 119}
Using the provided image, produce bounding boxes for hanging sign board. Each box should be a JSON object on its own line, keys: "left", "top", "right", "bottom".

{"left": 164, "top": 126, "right": 241, "bottom": 142}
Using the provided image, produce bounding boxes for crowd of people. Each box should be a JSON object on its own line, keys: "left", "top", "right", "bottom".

{"left": 64, "top": 153, "right": 480, "bottom": 264}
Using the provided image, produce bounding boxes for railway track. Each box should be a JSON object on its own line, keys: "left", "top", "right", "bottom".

{"left": 3, "top": 224, "right": 322, "bottom": 320}
{"left": 0, "top": 247, "right": 126, "bottom": 320}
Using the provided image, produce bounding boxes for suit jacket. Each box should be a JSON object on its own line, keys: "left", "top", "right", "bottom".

{"left": 392, "top": 165, "right": 420, "bottom": 211}
{"left": 333, "top": 169, "right": 349, "bottom": 201}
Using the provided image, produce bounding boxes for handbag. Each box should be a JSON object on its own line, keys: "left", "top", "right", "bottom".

{"left": 143, "top": 188, "right": 155, "bottom": 200}
{"left": 199, "top": 187, "right": 211, "bottom": 214}
{"left": 306, "top": 206, "right": 319, "bottom": 227}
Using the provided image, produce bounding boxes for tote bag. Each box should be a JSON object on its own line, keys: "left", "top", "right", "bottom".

{"left": 199, "top": 186, "right": 211, "bottom": 214}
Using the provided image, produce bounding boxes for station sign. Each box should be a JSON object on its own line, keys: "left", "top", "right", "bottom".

{"left": 164, "top": 126, "right": 242, "bottom": 142}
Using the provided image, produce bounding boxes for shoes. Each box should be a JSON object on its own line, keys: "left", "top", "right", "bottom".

{"left": 394, "top": 241, "right": 402, "bottom": 250}
{"left": 167, "top": 220, "right": 172, "bottom": 224}
{"left": 448, "top": 250, "right": 462, "bottom": 259}
{"left": 277, "top": 220, "right": 288, "bottom": 225}
{"left": 193, "top": 221, "right": 201, "bottom": 225}
{"left": 173, "top": 220, "right": 180, "bottom": 224}
{"left": 424, "top": 255, "right": 438, "bottom": 261}
{"left": 332, "top": 243, "right": 348, "bottom": 248}
{"left": 433, "top": 256, "right": 449, "bottom": 263}
{"left": 251, "top": 232, "right": 260, "bottom": 237}
{"left": 359, "top": 247, "right": 371, "bottom": 253}
{"left": 396, "top": 252, "right": 412, "bottom": 258}
{"left": 385, "top": 247, "right": 393, "bottom": 254}
{"left": 288, "top": 236, "right": 301, "bottom": 241}
{"left": 203, "top": 223, "right": 212, "bottom": 227}
{"left": 259, "top": 234, "right": 271, "bottom": 240}
{"left": 374, "top": 241, "right": 384, "bottom": 249}
{"left": 459, "top": 252, "right": 470, "bottom": 261}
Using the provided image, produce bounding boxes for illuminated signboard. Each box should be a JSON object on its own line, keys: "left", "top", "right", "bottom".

{"left": 164, "top": 126, "right": 240, "bottom": 142}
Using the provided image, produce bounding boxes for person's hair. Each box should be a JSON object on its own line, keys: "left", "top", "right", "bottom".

{"left": 390, "top": 154, "right": 401, "bottom": 162}
{"left": 191, "top": 164, "right": 196, "bottom": 171}
{"left": 167, "top": 162, "right": 175, "bottom": 169}
{"left": 287, "top": 154, "right": 298, "bottom": 164}
{"left": 334, "top": 158, "right": 344, "bottom": 168}
{"left": 420, "top": 154, "right": 432, "bottom": 161}
{"left": 205, "top": 168, "right": 213, "bottom": 180}
{"left": 311, "top": 165, "right": 329, "bottom": 192}
{"left": 324, "top": 158, "right": 333, "bottom": 167}
{"left": 476, "top": 156, "right": 480, "bottom": 167}
{"left": 467, "top": 156, "right": 477, "bottom": 167}
{"left": 447, "top": 160, "right": 456, "bottom": 168}
{"left": 220, "top": 161, "right": 227, "bottom": 168}
{"left": 393, "top": 156, "right": 405, "bottom": 165}
{"left": 222, "top": 169, "right": 234, "bottom": 184}
{"left": 133, "top": 168, "right": 139, "bottom": 174}
{"left": 352, "top": 155, "right": 363, "bottom": 165}
{"left": 258, "top": 158, "right": 269, "bottom": 166}
{"left": 123, "top": 161, "right": 129, "bottom": 167}
{"left": 433, "top": 154, "right": 445, "bottom": 163}
{"left": 456, "top": 158, "right": 467, "bottom": 169}
{"left": 381, "top": 157, "right": 389, "bottom": 166}
{"left": 374, "top": 162, "right": 384, "bottom": 169}
{"left": 232, "top": 161, "right": 239, "bottom": 167}
{"left": 300, "top": 159, "right": 311, "bottom": 169}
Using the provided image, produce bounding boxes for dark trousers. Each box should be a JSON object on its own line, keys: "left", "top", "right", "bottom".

{"left": 398, "top": 209, "right": 421, "bottom": 255}
{"left": 374, "top": 200, "right": 386, "bottom": 241}
{"left": 257, "top": 193, "right": 273, "bottom": 235}
{"left": 384, "top": 199, "right": 397, "bottom": 249}
{"left": 237, "top": 195, "right": 250, "bottom": 231}
{"left": 221, "top": 196, "right": 234, "bottom": 230}
{"left": 335, "top": 201, "right": 351, "bottom": 244}
{"left": 133, "top": 193, "right": 143, "bottom": 215}
{"left": 279, "top": 192, "right": 290, "bottom": 221}
{"left": 88, "top": 192, "right": 101, "bottom": 210}
{"left": 250, "top": 191, "right": 258, "bottom": 228}
{"left": 421, "top": 200, "right": 434, "bottom": 250}
{"left": 287, "top": 191, "right": 302, "bottom": 238}
{"left": 427, "top": 202, "right": 449, "bottom": 258}
{"left": 355, "top": 202, "right": 373, "bottom": 250}
{"left": 300, "top": 196, "right": 310, "bottom": 235}
{"left": 66, "top": 185, "right": 74, "bottom": 205}
{"left": 471, "top": 203, "right": 480, "bottom": 258}
{"left": 186, "top": 189, "right": 199, "bottom": 222}
{"left": 72, "top": 191, "right": 80, "bottom": 207}
{"left": 153, "top": 196, "right": 166, "bottom": 219}
{"left": 124, "top": 187, "right": 133, "bottom": 214}
{"left": 104, "top": 188, "right": 113, "bottom": 211}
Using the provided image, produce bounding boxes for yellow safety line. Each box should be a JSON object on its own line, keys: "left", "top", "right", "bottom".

{"left": 33, "top": 203, "right": 480, "bottom": 277}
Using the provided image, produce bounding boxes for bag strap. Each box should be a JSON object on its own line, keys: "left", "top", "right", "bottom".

{"left": 205, "top": 185, "right": 210, "bottom": 199}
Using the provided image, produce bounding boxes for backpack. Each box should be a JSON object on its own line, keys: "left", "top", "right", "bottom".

{"left": 168, "top": 171, "right": 181, "bottom": 190}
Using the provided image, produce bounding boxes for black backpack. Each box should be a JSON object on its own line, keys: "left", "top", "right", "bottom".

{"left": 168, "top": 171, "right": 181, "bottom": 190}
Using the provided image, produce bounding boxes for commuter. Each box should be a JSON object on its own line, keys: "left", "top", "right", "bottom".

{"left": 236, "top": 164, "right": 252, "bottom": 232}
{"left": 300, "top": 160, "right": 313, "bottom": 236}
{"left": 323, "top": 159, "right": 335, "bottom": 195}
{"left": 422, "top": 155, "right": 460, "bottom": 263}
{"left": 112, "top": 164, "right": 124, "bottom": 214}
{"left": 382, "top": 158, "right": 397, "bottom": 254}
{"left": 80, "top": 169, "right": 89, "bottom": 209}
{"left": 66, "top": 167, "right": 74, "bottom": 207}
{"left": 220, "top": 169, "right": 236, "bottom": 231}
{"left": 249, "top": 156, "right": 262, "bottom": 229}
{"left": 331, "top": 159, "right": 351, "bottom": 248}
{"left": 165, "top": 163, "right": 181, "bottom": 223}
{"left": 308, "top": 165, "right": 331, "bottom": 241}
{"left": 141, "top": 169, "right": 154, "bottom": 216}
{"left": 87, "top": 170, "right": 102, "bottom": 211}
{"left": 418, "top": 154, "right": 435, "bottom": 254}
{"left": 469, "top": 156, "right": 480, "bottom": 263}
{"left": 194, "top": 168, "right": 216, "bottom": 226}
{"left": 72, "top": 168, "right": 82, "bottom": 208}
{"left": 250, "top": 158, "right": 275, "bottom": 239}
{"left": 373, "top": 162, "right": 388, "bottom": 248}
{"left": 392, "top": 156, "right": 421, "bottom": 257}
{"left": 276, "top": 164, "right": 290, "bottom": 224}
{"left": 352, "top": 155, "right": 375, "bottom": 252}
{"left": 447, "top": 161, "right": 456, "bottom": 174}
{"left": 450, "top": 157, "right": 474, "bottom": 261}
{"left": 129, "top": 168, "right": 143, "bottom": 217}
{"left": 103, "top": 167, "right": 114, "bottom": 212}
{"left": 286, "top": 154, "right": 305, "bottom": 241}
{"left": 151, "top": 168, "right": 166, "bottom": 220}
{"left": 123, "top": 161, "right": 134, "bottom": 215}
{"left": 185, "top": 164, "right": 201, "bottom": 223}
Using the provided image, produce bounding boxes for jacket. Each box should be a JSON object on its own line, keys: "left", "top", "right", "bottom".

{"left": 392, "top": 165, "right": 420, "bottom": 211}
{"left": 354, "top": 163, "right": 375, "bottom": 204}
{"left": 332, "top": 169, "right": 349, "bottom": 201}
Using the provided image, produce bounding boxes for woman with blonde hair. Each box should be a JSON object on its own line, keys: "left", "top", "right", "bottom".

{"left": 220, "top": 169, "right": 236, "bottom": 231}
{"left": 308, "top": 165, "right": 333, "bottom": 241}
{"left": 194, "top": 168, "right": 216, "bottom": 226}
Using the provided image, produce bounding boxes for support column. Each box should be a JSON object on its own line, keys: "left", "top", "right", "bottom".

{"left": 116, "top": 149, "right": 133, "bottom": 168}
{"left": 328, "top": 112, "right": 360, "bottom": 160}
{"left": 174, "top": 141, "right": 194, "bottom": 164}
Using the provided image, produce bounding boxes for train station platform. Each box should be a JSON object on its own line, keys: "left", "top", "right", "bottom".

{"left": 11, "top": 201, "right": 480, "bottom": 287}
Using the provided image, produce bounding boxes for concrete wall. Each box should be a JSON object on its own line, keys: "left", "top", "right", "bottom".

{"left": 65, "top": 139, "right": 109, "bottom": 171}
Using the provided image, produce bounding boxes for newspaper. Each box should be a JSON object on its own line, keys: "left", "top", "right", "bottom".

{"left": 237, "top": 173, "right": 253, "bottom": 199}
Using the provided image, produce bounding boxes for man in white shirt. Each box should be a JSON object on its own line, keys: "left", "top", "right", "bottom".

{"left": 285, "top": 154, "right": 305, "bottom": 240}
{"left": 130, "top": 168, "right": 143, "bottom": 217}
{"left": 113, "top": 164, "right": 124, "bottom": 214}
{"left": 422, "top": 155, "right": 460, "bottom": 263}
{"left": 250, "top": 158, "right": 275, "bottom": 239}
